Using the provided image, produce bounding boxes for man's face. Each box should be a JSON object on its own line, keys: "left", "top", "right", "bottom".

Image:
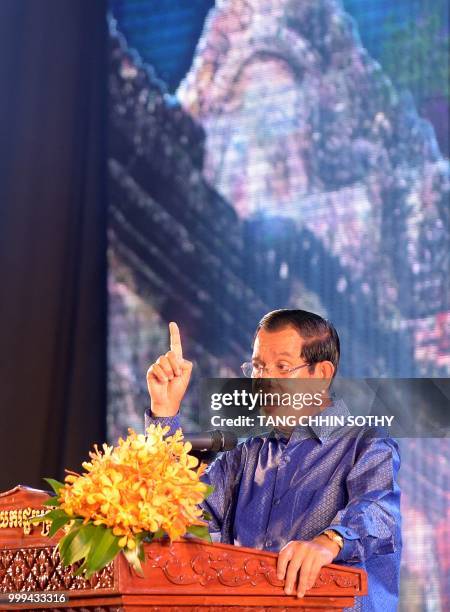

{"left": 251, "top": 326, "right": 330, "bottom": 422}
{"left": 252, "top": 325, "right": 315, "bottom": 379}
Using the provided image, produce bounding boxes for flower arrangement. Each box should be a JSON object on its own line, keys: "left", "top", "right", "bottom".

{"left": 35, "top": 425, "right": 212, "bottom": 577}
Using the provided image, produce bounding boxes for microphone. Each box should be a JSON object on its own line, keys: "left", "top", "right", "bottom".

{"left": 184, "top": 430, "right": 238, "bottom": 452}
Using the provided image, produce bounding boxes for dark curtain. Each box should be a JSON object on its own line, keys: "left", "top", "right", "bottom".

{"left": 0, "top": 0, "right": 107, "bottom": 490}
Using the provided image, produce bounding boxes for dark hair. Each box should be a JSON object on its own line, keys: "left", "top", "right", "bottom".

{"left": 254, "top": 309, "right": 340, "bottom": 377}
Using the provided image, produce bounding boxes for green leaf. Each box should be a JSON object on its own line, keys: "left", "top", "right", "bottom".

{"left": 81, "top": 526, "right": 122, "bottom": 578}
{"left": 30, "top": 513, "right": 48, "bottom": 524}
{"left": 43, "top": 496, "right": 60, "bottom": 507}
{"left": 134, "top": 532, "right": 146, "bottom": 543}
{"left": 47, "top": 508, "right": 68, "bottom": 519}
{"left": 123, "top": 545, "right": 144, "bottom": 577}
{"left": 58, "top": 528, "right": 82, "bottom": 565}
{"left": 134, "top": 532, "right": 148, "bottom": 549}
{"left": 47, "top": 513, "right": 72, "bottom": 537}
{"left": 203, "top": 484, "right": 214, "bottom": 499}
{"left": 137, "top": 544, "right": 145, "bottom": 563}
{"left": 41, "top": 508, "right": 69, "bottom": 522}
{"left": 29, "top": 507, "right": 67, "bottom": 525}
{"left": 151, "top": 528, "right": 166, "bottom": 540}
{"left": 186, "top": 524, "right": 211, "bottom": 542}
{"left": 44, "top": 478, "right": 65, "bottom": 495}
{"left": 59, "top": 523, "right": 96, "bottom": 566}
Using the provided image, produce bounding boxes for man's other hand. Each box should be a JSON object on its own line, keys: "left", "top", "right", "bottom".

{"left": 277, "top": 536, "right": 340, "bottom": 598}
{"left": 146, "top": 322, "right": 193, "bottom": 416}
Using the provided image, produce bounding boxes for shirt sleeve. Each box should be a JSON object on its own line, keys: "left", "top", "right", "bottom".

{"left": 144, "top": 408, "right": 182, "bottom": 436}
{"left": 144, "top": 408, "right": 243, "bottom": 542}
{"left": 319, "top": 433, "right": 401, "bottom": 564}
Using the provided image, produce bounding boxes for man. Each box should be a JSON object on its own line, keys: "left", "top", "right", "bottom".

{"left": 145, "top": 309, "right": 401, "bottom": 611}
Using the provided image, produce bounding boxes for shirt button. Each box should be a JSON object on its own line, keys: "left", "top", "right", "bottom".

{"left": 273, "top": 498, "right": 281, "bottom": 506}
{"left": 266, "top": 539, "right": 273, "bottom": 547}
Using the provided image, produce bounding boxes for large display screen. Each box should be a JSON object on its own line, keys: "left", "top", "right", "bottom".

{"left": 107, "top": 1, "right": 449, "bottom": 609}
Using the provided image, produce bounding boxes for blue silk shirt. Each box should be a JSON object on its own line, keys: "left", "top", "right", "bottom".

{"left": 145, "top": 399, "right": 401, "bottom": 611}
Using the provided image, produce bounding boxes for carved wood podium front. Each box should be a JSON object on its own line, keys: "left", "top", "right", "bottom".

{"left": 0, "top": 486, "right": 367, "bottom": 610}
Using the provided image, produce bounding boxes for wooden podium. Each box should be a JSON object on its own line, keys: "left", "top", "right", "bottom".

{"left": 0, "top": 486, "right": 367, "bottom": 610}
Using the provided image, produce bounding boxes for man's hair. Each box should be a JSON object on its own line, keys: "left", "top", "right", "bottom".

{"left": 254, "top": 309, "right": 340, "bottom": 376}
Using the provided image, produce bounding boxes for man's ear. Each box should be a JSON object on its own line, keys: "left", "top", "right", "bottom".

{"left": 315, "top": 360, "right": 335, "bottom": 380}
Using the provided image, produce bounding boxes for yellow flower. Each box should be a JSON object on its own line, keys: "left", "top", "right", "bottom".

{"left": 118, "top": 536, "right": 127, "bottom": 548}
{"left": 58, "top": 425, "right": 209, "bottom": 542}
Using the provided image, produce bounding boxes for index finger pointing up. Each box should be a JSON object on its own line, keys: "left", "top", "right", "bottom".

{"left": 169, "top": 321, "right": 183, "bottom": 359}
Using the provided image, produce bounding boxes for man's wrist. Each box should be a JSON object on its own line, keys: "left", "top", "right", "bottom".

{"left": 145, "top": 409, "right": 182, "bottom": 437}
{"left": 150, "top": 403, "right": 180, "bottom": 417}
{"left": 322, "top": 529, "right": 344, "bottom": 550}
{"left": 313, "top": 534, "right": 341, "bottom": 559}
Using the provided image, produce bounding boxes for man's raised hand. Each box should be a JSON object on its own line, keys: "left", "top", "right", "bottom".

{"left": 146, "top": 322, "right": 193, "bottom": 416}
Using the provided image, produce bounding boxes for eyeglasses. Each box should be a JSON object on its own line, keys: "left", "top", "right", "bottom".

{"left": 241, "top": 361, "right": 311, "bottom": 378}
